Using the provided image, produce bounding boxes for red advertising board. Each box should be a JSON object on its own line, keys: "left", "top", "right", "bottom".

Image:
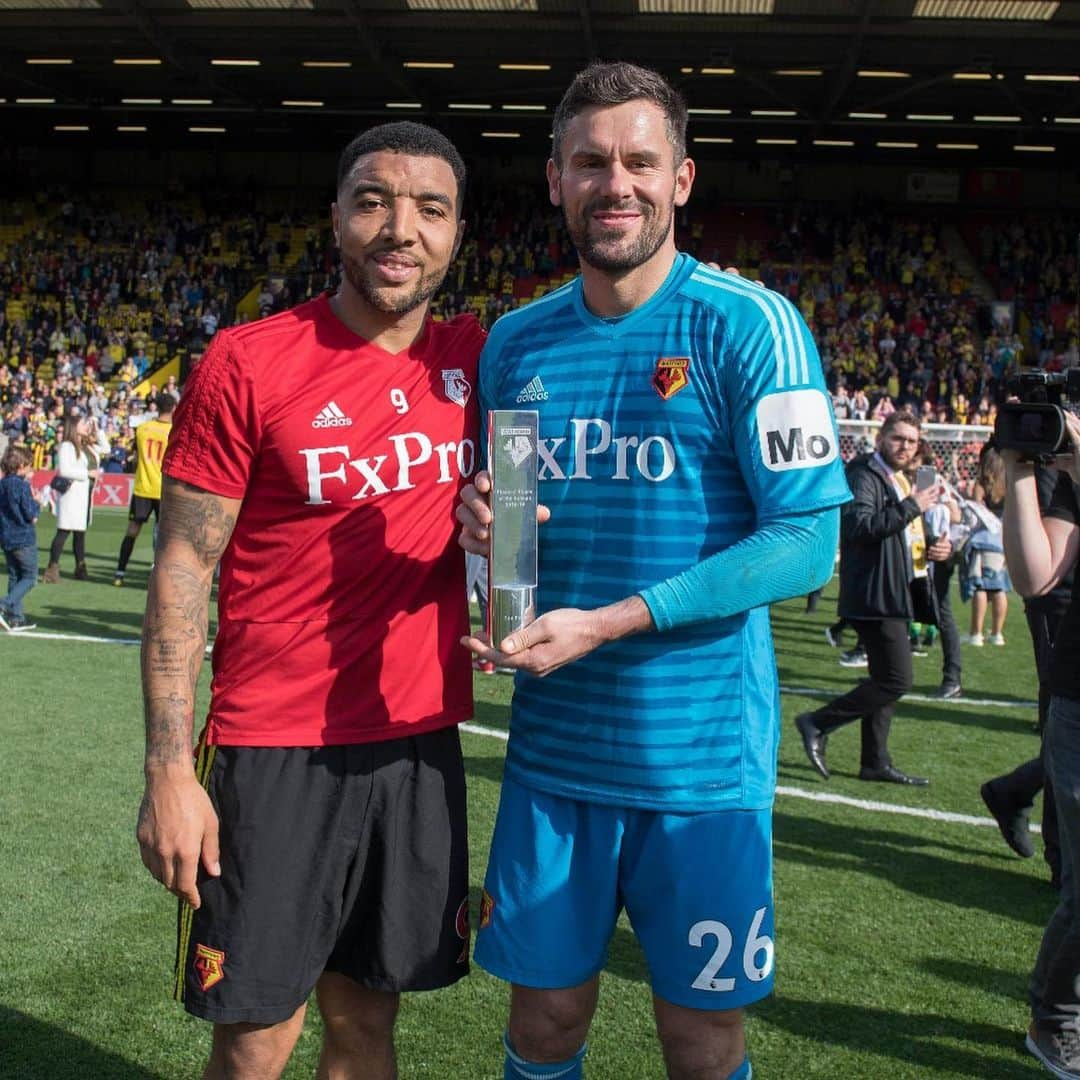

{"left": 31, "top": 470, "right": 133, "bottom": 509}
{"left": 965, "top": 168, "right": 1022, "bottom": 205}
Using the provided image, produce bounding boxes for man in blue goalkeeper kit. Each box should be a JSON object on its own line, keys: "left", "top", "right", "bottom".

{"left": 457, "top": 61, "right": 851, "bottom": 1080}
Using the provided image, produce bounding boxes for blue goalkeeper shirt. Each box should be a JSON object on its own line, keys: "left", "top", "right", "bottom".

{"left": 479, "top": 253, "right": 850, "bottom": 811}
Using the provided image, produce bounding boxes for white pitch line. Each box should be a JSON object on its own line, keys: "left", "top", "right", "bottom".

{"left": 460, "top": 721, "right": 1040, "bottom": 836}
{"left": 4, "top": 632, "right": 1043, "bottom": 837}
{"left": 9, "top": 629, "right": 141, "bottom": 646}
{"left": 783, "top": 684, "right": 1038, "bottom": 710}
{"left": 2, "top": 629, "right": 1041, "bottom": 720}
{"left": 461, "top": 721, "right": 508, "bottom": 742}
{"left": 2, "top": 633, "right": 1039, "bottom": 711}
{"left": 774, "top": 783, "right": 1039, "bottom": 832}
{"left": 2, "top": 628, "right": 211, "bottom": 651}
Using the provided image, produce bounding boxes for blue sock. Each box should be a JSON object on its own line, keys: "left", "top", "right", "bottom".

{"left": 729, "top": 1057, "right": 752, "bottom": 1080}
{"left": 503, "top": 1032, "right": 586, "bottom": 1079}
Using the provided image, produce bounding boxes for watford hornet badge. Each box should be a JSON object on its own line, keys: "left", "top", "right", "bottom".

{"left": 442, "top": 368, "right": 472, "bottom": 408}
{"left": 193, "top": 944, "right": 226, "bottom": 991}
{"left": 455, "top": 897, "right": 470, "bottom": 964}
{"left": 652, "top": 357, "right": 690, "bottom": 401}
{"left": 479, "top": 888, "right": 496, "bottom": 929}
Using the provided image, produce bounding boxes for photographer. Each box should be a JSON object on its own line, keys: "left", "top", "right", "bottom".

{"left": 1002, "top": 412, "right": 1080, "bottom": 1078}
{"left": 981, "top": 463, "right": 1067, "bottom": 879}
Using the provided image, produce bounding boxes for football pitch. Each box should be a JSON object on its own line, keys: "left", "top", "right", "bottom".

{"left": 0, "top": 511, "right": 1057, "bottom": 1078}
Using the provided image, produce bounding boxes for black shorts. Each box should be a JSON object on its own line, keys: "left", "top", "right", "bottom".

{"left": 174, "top": 727, "right": 470, "bottom": 1024}
{"left": 129, "top": 496, "right": 160, "bottom": 524}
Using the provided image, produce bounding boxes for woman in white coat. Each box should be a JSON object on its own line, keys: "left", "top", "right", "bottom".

{"left": 43, "top": 413, "right": 105, "bottom": 582}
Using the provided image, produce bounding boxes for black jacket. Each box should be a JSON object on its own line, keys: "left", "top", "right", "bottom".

{"left": 837, "top": 452, "right": 922, "bottom": 621}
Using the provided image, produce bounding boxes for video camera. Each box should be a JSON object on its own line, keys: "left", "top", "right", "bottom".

{"left": 994, "top": 368, "right": 1080, "bottom": 462}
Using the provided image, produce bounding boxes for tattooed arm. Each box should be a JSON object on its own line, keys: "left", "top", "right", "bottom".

{"left": 136, "top": 477, "right": 240, "bottom": 909}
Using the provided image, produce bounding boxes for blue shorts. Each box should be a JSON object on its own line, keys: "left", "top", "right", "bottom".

{"left": 474, "top": 777, "right": 774, "bottom": 1010}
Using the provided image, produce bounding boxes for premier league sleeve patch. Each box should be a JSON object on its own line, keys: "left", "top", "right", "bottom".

{"left": 756, "top": 388, "right": 838, "bottom": 472}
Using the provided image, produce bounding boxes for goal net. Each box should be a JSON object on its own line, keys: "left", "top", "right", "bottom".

{"left": 836, "top": 420, "right": 993, "bottom": 495}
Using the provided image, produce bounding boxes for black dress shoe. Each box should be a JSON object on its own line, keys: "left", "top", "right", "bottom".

{"left": 858, "top": 764, "right": 929, "bottom": 786}
{"left": 795, "top": 712, "right": 830, "bottom": 780}
{"left": 980, "top": 780, "right": 1035, "bottom": 858}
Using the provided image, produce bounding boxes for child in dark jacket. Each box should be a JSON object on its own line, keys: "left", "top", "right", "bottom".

{"left": 0, "top": 444, "right": 43, "bottom": 631}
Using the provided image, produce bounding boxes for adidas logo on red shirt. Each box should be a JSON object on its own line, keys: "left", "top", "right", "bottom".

{"left": 312, "top": 401, "right": 353, "bottom": 429}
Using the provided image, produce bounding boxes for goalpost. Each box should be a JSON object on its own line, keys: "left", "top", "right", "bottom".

{"left": 836, "top": 420, "right": 993, "bottom": 494}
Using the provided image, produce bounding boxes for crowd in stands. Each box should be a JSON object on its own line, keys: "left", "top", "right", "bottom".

{"left": 974, "top": 214, "right": 1080, "bottom": 370}
{"left": 431, "top": 183, "right": 579, "bottom": 324}
{"left": 0, "top": 184, "right": 279, "bottom": 468}
{"left": 734, "top": 205, "right": 1060, "bottom": 430}
{"left": 0, "top": 363, "right": 181, "bottom": 473}
{"left": 3, "top": 186, "right": 1079, "bottom": 476}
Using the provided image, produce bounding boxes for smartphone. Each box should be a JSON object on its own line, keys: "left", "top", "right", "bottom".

{"left": 915, "top": 465, "right": 936, "bottom": 491}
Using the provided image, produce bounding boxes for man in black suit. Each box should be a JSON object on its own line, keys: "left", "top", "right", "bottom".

{"left": 794, "top": 410, "right": 952, "bottom": 785}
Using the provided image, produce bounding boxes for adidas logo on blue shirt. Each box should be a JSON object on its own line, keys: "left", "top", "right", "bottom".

{"left": 516, "top": 376, "right": 549, "bottom": 403}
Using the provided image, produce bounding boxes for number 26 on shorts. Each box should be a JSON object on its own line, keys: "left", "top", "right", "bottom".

{"left": 689, "top": 907, "right": 774, "bottom": 992}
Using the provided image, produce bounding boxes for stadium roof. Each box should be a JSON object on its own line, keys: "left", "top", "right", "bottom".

{"left": 1, "top": 0, "right": 1078, "bottom": 163}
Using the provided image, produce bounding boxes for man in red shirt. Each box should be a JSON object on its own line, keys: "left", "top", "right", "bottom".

{"left": 136, "top": 122, "right": 483, "bottom": 1080}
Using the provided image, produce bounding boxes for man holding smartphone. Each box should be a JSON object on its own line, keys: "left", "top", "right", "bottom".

{"left": 795, "top": 410, "right": 952, "bottom": 785}
{"left": 1002, "top": 414, "right": 1080, "bottom": 1079}
{"left": 914, "top": 447, "right": 964, "bottom": 699}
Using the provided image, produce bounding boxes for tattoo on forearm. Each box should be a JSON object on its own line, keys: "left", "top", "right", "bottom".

{"left": 142, "top": 581, "right": 207, "bottom": 766}
{"left": 142, "top": 693, "right": 197, "bottom": 766}
{"left": 158, "top": 480, "right": 237, "bottom": 568}
{"left": 141, "top": 480, "right": 237, "bottom": 767}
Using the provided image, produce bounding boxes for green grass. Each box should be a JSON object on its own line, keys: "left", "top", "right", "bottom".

{"left": 0, "top": 512, "right": 1056, "bottom": 1077}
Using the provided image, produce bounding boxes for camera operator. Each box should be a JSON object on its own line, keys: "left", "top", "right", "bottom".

{"left": 981, "top": 463, "right": 1067, "bottom": 880}
{"left": 1002, "top": 411, "right": 1080, "bottom": 1078}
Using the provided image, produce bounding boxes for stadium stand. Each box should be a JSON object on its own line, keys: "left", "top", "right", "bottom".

{"left": 2, "top": 186, "right": 1078, "bottom": 482}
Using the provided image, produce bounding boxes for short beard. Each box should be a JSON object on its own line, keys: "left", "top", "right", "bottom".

{"left": 880, "top": 446, "right": 910, "bottom": 473}
{"left": 341, "top": 251, "right": 447, "bottom": 316}
{"left": 564, "top": 194, "right": 674, "bottom": 273}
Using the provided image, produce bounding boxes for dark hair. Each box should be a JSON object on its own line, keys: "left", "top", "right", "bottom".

{"left": 551, "top": 61, "right": 688, "bottom": 167}
{"left": 60, "top": 414, "right": 82, "bottom": 447}
{"left": 336, "top": 122, "right": 467, "bottom": 212}
{"left": 155, "top": 391, "right": 178, "bottom": 415}
{"left": 880, "top": 409, "right": 922, "bottom": 437}
{"left": 1, "top": 443, "right": 32, "bottom": 475}
{"left": 977, "top": 442, "right": 1006, "bottom": 505}
{"left": 61, "top": 413, "right": 99, "bottom": 469}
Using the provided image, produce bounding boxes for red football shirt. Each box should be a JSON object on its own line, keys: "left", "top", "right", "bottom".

{"left": 164, "top": 294, "right": 484, "bottom": 746}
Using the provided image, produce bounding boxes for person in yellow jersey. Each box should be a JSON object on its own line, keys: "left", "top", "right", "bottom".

{"left": 113, "top": 392, "right": 176, "bottom": 586}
